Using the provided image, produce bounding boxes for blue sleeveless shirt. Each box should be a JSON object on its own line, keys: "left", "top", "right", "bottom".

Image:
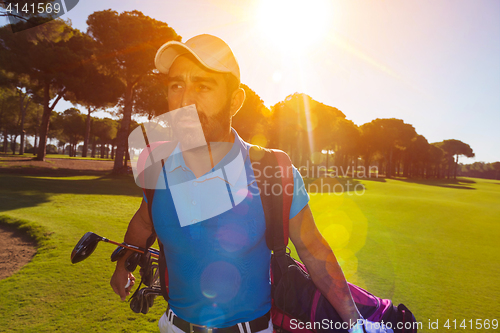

{"left": 150, "top": 130, "right": 309, "bottom": 327}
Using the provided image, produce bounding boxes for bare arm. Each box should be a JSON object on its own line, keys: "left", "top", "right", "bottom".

{"left": 110, "top": 199, "right": 155, "bottom": 300}
{"left": 289, "top": 204, "right": 361, "bottom": 324}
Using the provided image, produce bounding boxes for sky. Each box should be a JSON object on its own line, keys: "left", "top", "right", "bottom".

{"left": 2, "top": 0, "right": 499, "bottom": 163}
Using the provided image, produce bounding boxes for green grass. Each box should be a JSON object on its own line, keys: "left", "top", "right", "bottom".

{"left": 304, "top": 177, "right": 500, "bottom": 331}
{"left": 0, "top": 174, "right": 163, "bottom": 332}
{"left": 0, "top": 173, "right": 499, "bottom": 332}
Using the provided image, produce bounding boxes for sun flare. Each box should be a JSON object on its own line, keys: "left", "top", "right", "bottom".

{"left": 256, "top": 0, "right": 333, "bottom": 54}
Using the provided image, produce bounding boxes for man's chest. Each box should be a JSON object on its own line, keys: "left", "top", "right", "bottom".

{"left": 151, "top": 182, "right": 267, "bottom": 257}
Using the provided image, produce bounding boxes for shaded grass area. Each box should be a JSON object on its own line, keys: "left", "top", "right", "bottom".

{"left": 0, "top": 153, "right": 112, "bottom": 161}
{"left": 390, "top": 176, "right": 477, "bottom": 190}
{"left": 0, "top": 169, "right": 499, "bottom": 332}
{"left": 0, "top": 154, "right": 114, "bottom": 177}
{"left": 0, "top": 173, "right": 165, "bottom": 332}
{"left": 44, "top": 154, "right": 113, "bottom": 161}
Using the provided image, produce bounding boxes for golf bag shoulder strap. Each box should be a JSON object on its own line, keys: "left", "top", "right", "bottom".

{"left": 158, "top": 240, "right": 169, "bottom": 300}
{"left": 144, "top": 189, "right": 155, "bottom": 225}
{"left": 143, "top": 187, "right": 169, "bottom": 300}
{"left": 248, "top": 146, "right": 294, "bottom": 252}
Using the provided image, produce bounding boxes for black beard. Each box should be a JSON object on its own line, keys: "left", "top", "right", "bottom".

{"left": 169, "top": 100, "right": 232, "bottom": 147}
{"left": 198, "top": 99, "right": 231, "bottom": 143}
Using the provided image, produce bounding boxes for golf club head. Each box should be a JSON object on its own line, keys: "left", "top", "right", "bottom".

{"left": 111, "top": 244, "right": 127, "bottom": 262}
{"left": 71, "top": 232, "right": 103, "bottom": 264}
{"left": 130, "top": 290, "right": 144, "bottom": 314}
{"left": 141, "top": 294, "right": 150, "bottom": 314}
{"left": 125, "top": 252, "right": 141, "bottom": 272}
{"left": 143, "top": 287, "right": 161, "bottom": 308}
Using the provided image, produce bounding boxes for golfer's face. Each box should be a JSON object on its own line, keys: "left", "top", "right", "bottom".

{"left": 167, "top": 55, "right": 230, "bottom": 142}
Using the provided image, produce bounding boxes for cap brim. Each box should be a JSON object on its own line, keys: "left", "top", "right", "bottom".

{"left": 155, "top": 41, "right": 227, "bottom": 75}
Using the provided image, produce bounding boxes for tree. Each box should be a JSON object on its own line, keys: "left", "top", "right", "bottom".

{"left": 66, "top": 65, "right": 123, "bottom": 157}
{"left": 428, "top": 143, "right": 445, "bottom": 178}
{"left": 0, "top": 74, "right": 42, "bottom": 155}
{"left": 437, "top": 139, "right": 475, "bottom": 179}
{"left": 92, "top": 118, "right": 118, "bottom": 159}
{"left": 24, "top": 102, "right": 43, "bottom": 153}
{"left": 359, "top": 118, "right": 417, "bottom": 178}
{"left": 330, "top": 118, "right": 360, "bottom": 173}
{"left": 359, "top": 121, "right": 379, "bottom": 171}
{"left": 0, "top": 86, "right": 18, "bottom": 153}
{"left": 57, "top": 138, "right": 67, "bottom": 155}
{"left": 231, "top": 83, "right": 270, "bottom": 143}
{"left": 457, "top": 161, "right": 500, "bottom": 180}
{"left": 493, "top": 162, "right": 500, "bottom": 180}
{"left": 16, "top": 87, "right": 31, "bottom": 154}
{"left": 86, "top": 10, "right": 180, "bottom": 173}
{"left": 0, "top": 18, "right": 96, "bottom": 161}
{"left": 54, "top": 108, "right": 86, "bottom": 156}
{"left": 132, "top": 73, "right": 168, "bottom": 120}
{"left": 269, "top": 92, "right": 345, "bottom": 167}
{"left": 406, "top": 135, "right": 429, "bottom": 178}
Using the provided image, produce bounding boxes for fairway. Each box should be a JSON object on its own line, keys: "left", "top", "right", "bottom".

{"left": 306, "top": 177, "right": 500, "bottom": 332}
{"left": 0, "top": 172, "right": 499, "bottom": 332}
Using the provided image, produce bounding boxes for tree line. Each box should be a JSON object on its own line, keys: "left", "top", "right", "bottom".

{"left": 458, "top": 162, "right": 500, "bottom": 180}
{"left": 233, "top": 92, "right": 477, "bottom": 179}
{"left": 0, "top": 100, "right": 121, "bottom": 158}
{"left": 0, "top": 10, "right": 492, "bottom": 179}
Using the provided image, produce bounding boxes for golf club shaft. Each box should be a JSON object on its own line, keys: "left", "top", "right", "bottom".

{"left": 103, "top": 238, "right": 159, "bottom": 259}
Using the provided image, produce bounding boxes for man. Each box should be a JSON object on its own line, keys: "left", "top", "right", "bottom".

{"left": 111, "top": 34, "right": 388, "bottom": 333}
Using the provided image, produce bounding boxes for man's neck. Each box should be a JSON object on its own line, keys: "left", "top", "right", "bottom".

{"left": 182, "top": 129, "right": 235, "bottom": 178}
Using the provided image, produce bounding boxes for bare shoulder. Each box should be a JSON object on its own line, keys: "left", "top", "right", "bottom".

{"left": 136, "top": 199, "right": 154, "bottom": 229}
{"left": 289, "top": 204, "right": 314, "bottom": 243}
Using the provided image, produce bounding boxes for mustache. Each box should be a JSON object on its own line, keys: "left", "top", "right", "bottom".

{"left": 172, "top": 111, "right": 208, "bottom": 127}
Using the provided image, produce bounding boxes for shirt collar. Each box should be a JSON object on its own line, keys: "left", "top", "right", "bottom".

{"left": 165, "top": 128, "right": 247, "bottom": 174}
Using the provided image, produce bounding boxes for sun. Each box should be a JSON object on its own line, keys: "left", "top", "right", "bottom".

{"left": 256, "top": 0, "right": 333, "bottom": 55}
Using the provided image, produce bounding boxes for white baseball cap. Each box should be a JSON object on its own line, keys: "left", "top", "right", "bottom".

{"left": 155, "top": 34, "right": 240, "bottom": 83}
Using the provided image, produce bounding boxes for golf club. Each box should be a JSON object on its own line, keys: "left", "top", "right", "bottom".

{"left": 71, "top": 231, "right": 159, "bottom": 264}
{"left": 130, "top": 286, "right": 162, "bottom": 314}
{"left": 110, "top": 243, "right": 160, "bottom": 262}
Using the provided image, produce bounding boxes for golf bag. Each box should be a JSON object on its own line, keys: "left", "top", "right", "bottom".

{"left": 141, "top": 145, "right": 417, "bottom": 333}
